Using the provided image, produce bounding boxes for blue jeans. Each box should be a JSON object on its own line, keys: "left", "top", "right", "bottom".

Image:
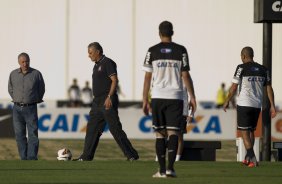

{"left": 13, "top": 104, "right": 39, "bottom": 160}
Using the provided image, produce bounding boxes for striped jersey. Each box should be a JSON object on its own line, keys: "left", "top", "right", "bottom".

{"left": 142, "top": 42, "right": 190, "bottom": 100}
{"left": 232, "top": 61, "right": 270, "bottom": 108}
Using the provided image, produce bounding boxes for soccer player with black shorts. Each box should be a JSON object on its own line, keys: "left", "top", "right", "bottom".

{"left": 142, "top": 21, "right": 196, "bottom": 178}
{"left": 224, "top": 46, "right": 276, "bottom": 167}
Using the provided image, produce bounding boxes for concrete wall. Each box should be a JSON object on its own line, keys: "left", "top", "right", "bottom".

{"left": 0, "top": 0, "right": 281, "bottom": 102}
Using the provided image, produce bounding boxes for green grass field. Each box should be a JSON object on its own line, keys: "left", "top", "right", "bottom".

{"left": 0, "top": 160, "right": 282, "bottom": 184}
{"left": 0, "top": 139, "right": 281, "bottom": 183}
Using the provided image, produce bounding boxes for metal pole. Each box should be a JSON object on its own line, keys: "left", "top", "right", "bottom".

{"left": 261, "top": 22, "right": 272, "bottom": 161}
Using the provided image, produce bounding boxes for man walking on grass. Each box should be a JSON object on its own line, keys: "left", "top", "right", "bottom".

{"left": 224, "top": 46, "right": 276, "bottom": 167}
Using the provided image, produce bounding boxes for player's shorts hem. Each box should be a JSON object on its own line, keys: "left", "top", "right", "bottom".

{"left": 237, "top": 126, "right": 256, "bottom": 131}
{"left": 152, "top": 126, "right": 180, "bottom": 131}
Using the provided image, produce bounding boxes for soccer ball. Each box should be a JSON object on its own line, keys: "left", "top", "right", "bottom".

{"left": 57, "top": 148, "right": 72, "bottom": 161}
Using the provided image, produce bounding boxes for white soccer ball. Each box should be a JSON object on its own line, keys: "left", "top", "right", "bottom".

{"left": 57, "top": 148, "right": 72, "bottom": 161}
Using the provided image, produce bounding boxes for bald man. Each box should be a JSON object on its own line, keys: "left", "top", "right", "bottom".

{"left": 223, "top": 47, "right": 276, "bottom": 167}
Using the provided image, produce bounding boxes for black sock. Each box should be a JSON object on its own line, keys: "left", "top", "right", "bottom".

{"left": 246, "top": 148, "right": 255, "bottom": 158}
{"left": 167, "top": 134, "right": 178, "bottom": 171}
{"left": 244, "top": 153, "right": 249, "bottom": 161}
{"left": 156, "top": 138, "right": 166, "bottom": 173}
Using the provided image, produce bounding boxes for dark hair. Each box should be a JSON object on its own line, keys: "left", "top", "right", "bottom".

{"left": 241, "top": 46, "right": 254, "bottom": 58}
{"left": 88, "top": 42, "right": 103, "bottom": 54}
{"left": 159, "top": 21, "right": 174, "bottom": 37}
{"left": 18, "top": 52, "right": 30, "bottom": 62}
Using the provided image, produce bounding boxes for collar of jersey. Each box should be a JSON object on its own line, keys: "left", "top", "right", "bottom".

{"left": 95, "top": 55, "right": 106, "bottom": 65}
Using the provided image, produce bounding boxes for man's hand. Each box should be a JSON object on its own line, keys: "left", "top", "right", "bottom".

{"left": 189, "top": 97, "right": 197, "bottom": 115}
{"left": 270, "top": 106, "right": 277, "bottom": 118}
{"left": 104, "top": 97, "right": 112, "bottom": 110}
{"left": 143, "top": 100, "right": 150, "bottom": 116}
{"left": 223, "top": 101, "right": 229, "bottom": 112}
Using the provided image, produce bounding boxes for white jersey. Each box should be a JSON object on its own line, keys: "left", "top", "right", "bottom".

{"left": 232, "top": 61, "right": 270, "bottom": 108}
{"left": 142, "top": 42, "right": 190, "bottom": 100}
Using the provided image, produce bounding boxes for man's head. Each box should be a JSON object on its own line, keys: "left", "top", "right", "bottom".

{"left": 241, "top": 46, "right": 254, "bottom": 63}
{"left": 18, "top": 52, "right": 30, "bottom": 73}
{"left": 88, "top": 42, "right": 103, "bottom": 62}
{"left": 159, "top": 21, "right": 174, "bottom": 38}
{"left": 221, "top": 83, "right": 225, "bottom": 89}
{"left": 73, "top": 78, "right": 77, "bottom": 85}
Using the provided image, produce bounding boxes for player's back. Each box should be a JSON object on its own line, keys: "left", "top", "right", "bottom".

{"left": 145, "top": 42, "right": 189, "bottom": 100}
{"left": 235, "top": 62, "right": 269, "bottom": 108}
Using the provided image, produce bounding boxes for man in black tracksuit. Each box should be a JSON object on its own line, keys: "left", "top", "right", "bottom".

{"left": 74, "top": 42, "right": 139, "bottom": 161}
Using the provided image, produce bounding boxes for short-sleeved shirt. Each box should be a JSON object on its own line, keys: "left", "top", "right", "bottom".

{"left": 92, "top": 55, "right": 117, "bottom": 97}
{"left": 142, "top": 42, "right": 190, "bottom": 100}
{"left": 81, "top": 87, "right": 93, "bottom": 104}
{"left": 232, "top": 61, "right": 270, "bottom": 108}
{"left": 8, "top": 67, "right": 45, "bottom": 104}
{"left": 68, "top": 85, "right": 80, "bottom": 101}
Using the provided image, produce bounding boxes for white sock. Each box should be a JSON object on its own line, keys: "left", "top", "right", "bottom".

{"left": 175, "top": 155, "right": 181, "bottom": 161}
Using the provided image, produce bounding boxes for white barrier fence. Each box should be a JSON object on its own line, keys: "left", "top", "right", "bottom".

{"left": 37, "top": 108, "right": 237, "bottom": 140}
{"left": 1, "top": 98, "right": 282, "bottom": 140}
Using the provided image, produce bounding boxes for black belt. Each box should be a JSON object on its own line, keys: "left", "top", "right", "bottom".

{"left": 14, "top": 102, "right": 37, "bottom": 107}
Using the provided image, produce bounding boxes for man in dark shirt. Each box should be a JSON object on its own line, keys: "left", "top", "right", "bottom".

{"left": 8, "top": 52, "right": 45, "bottom": 160}
{"left": 73, "top": 42, "right": 139, "bottom": 161}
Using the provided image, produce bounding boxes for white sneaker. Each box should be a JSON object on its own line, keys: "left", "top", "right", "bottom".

{"left": 152, "top": 171, "right": 167, "bottom": 178}
{"left": 166, "top": 170, "right": 177, "bottom": 177}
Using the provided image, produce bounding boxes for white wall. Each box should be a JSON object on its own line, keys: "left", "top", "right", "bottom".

{"left": 0, "top": 0, "right": 281, "bottom": 102}
{"left": 0, "top": 0, "right": 67, "bottom": 99}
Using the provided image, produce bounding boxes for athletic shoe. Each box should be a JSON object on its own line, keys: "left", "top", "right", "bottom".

{"left": 166, "top": 170, "right": 177, "bottom": 177}
{"left": 242, "top": 159, "right": 249, "bottom": 166}
{"left": 72, "top": 158, "right": 84, "bottom": 161}
{"left": 248, "top": 156, "right": 259, "bottom": 167}
{"left": 152, "top": 171, "right": 167, "bottom": 178}
{"left": 128, "top": 157, "right": 139, "bottom": 162}
{"left": 248, "top": 161, "right": 259, "bottom": 168}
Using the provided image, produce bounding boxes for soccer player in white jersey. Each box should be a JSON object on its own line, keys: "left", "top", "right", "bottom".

{"left": 224, "top": 46, "right": 276, "bottom": 167}
{"left": 142, "top": 21, "right": 196, "bottom": 178}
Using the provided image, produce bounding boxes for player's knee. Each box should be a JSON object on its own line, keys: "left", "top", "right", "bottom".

{"left": 155, "top": 129, "right": 166, "bottom": 138}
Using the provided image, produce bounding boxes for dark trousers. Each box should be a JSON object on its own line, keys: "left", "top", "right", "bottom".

{"left": 81, "top": 94, "right": 139, "bottom": 160}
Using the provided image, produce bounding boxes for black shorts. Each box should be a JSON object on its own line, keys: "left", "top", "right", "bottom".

{"left": 237, "top": 105, "right": 261, "bottom": 131}
{"left": 180, "top": 116, "right": 188, "bottom": 134}
{"left": 151, "top": 98, "right": 183, "bottom": 130}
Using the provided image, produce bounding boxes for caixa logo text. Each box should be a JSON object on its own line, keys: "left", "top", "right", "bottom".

{"left": 38, "top": 114, "right": 90, "bottom": 132}
{"left": 248, "top": 76, "right": 265, "bottom": 82}
{"left": 273, "top": 1, "right": 282, "bottom": 12}
{"left": 139, "top": 115, "right": 222, "bottom": 134}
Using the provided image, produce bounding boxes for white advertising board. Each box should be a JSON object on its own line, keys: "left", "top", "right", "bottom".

{"left": 38, "top": 108, "right": 237, "bottom": 140}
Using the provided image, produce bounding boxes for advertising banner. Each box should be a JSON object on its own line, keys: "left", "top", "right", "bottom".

{"left": 2, "top": 106, "right": 281, "bottom": 140}
{"left": 37, "top": 108, "right": 237, "bottom": 140}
